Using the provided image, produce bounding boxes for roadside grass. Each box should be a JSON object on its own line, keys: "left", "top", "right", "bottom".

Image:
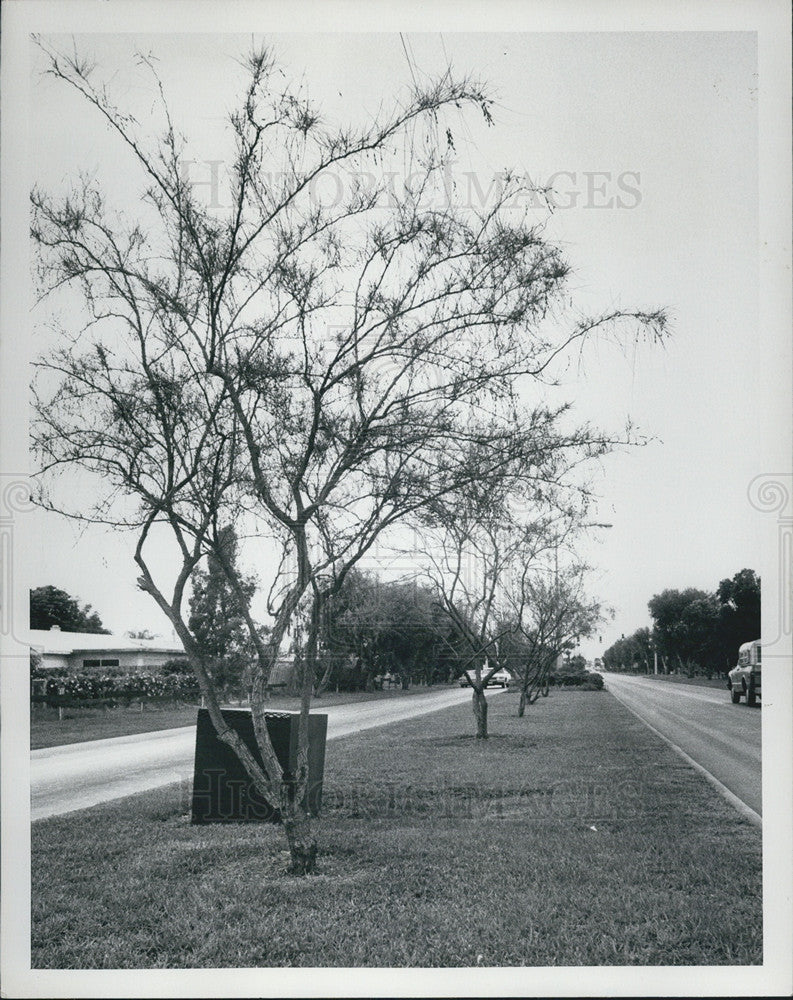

{"left": 31, "top": 689, "right": 762, "bottom": 968}
{"left": 31, "top": 703, "right": 203, "bottom": 750}
{"left": 30, "top": 684, "right": 445, "bottom": 750}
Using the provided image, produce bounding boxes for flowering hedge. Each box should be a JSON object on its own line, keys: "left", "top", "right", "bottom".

{"left": 33, "top": 670, "right": 200, "bottom": 706}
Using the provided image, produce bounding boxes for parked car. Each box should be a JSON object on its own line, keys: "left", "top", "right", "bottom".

{"left": 727, "top": 639, "right": 761, "bottom": 705}
{"left": 458, "top": 667, "right": 512, "bottom": 688}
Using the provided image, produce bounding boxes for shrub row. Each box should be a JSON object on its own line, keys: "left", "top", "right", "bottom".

{"left": 32, "top": 671, "right": 200, "bottom": 704}
{"left": 549, "top": 672, "right": 604, "bottom": 690}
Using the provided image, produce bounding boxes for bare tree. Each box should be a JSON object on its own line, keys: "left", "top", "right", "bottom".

{"left": 512, "top": 566, "right": 603, "bottom": 716}
{"left": 418, "top": 485, "right": 569, "bottom": 737}
{"left": 31, "top": 40, "right": 665, "bottom": 871}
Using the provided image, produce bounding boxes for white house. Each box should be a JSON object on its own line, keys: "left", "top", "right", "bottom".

{"left": 29, "top": 626, "right": 185, "bottom": 672}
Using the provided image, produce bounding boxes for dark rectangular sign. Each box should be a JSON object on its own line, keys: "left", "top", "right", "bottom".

{"left": 190, "top": 708, "right": 327, "bottom": 824}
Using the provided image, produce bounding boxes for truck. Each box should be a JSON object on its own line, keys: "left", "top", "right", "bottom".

{"left": 727, "top": 639, "right": 761, "bottom": 705}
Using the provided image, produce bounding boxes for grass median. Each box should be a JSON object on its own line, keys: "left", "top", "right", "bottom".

{"left": 31, "top": 688, "right": 762, "bottom": 968}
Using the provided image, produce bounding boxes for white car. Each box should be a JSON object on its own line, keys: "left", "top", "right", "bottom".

{"left": 458, "top": 667, "right": 512, "bottom": 688}
{"left": 727, "top": 639, "right": 761, "bottom": 705}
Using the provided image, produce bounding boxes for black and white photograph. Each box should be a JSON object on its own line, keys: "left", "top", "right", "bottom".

{"left": 1, "top": 1, "right": 791, "bottom": 997}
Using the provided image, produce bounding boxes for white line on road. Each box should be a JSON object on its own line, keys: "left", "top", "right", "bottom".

{"left": 607, "top": 686, "right": 762, "bottom": 827}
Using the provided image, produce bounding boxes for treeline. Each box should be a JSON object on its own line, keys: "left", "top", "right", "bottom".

{"left": 30, "top": 585, "right": 110, "bottom": 633}
{"left": 603, "top": 568, "right": 760, "bottom": 677}
{"left": 182, "top": 539, "right": 594, "bottom": 697}
{"left": 314, "top": 570, "right": 600, "bottom": 698}
{"left": 315, "top": 571, "right": 466, "bottom": 693}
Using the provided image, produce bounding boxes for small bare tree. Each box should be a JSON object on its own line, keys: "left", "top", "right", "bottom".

{"left": 418, "top": 482, "right": 579, "bottom": 738}
{"left": 31, "top": 40, "right": 664, "bottom": 871}
{"left": 513, "top": 566, "right": 603, "bottom": 716}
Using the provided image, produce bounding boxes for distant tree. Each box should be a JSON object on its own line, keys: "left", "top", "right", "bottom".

{"left": 319, "top": 571, "right": 456, "bottom": 693}
{"left": 610, "top": 570, "right": 760, "bottom": 678}
{"left": 316, "top": 570, "right": 381, "bottom": 692}
{"left": 648, "top": 588, "right": 721, "bottom": 675}
{"left": 30, "top": 585, "right": 110, "bottom": 633}
{"left": 715, "top": 569, "right": 761, "bottom": 673}
{"left": 30, "top": 647, "right": 43, "bottom": 676}
{"left": 601, "top": 638, "right": 624, "bottom": 672}
{"left": 512, "top": 567, "right": 602, "bottom": 714}
{"left": 126, "top": 628, "right": 156, "bottom": 640}
{"left": 602, "top": 629, "right": 651, "bottom": 673}
{"left": 368, "top": 581, "right": 454, "bottom": 689}
{"left": 188, "top": 526, "right": 262, "bottom": 697}
{"left": 628, "top": 626, "right": 653, "bottom": 673}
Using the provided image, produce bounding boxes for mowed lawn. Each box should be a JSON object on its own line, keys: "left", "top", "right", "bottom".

{"left": 31, "top": 689, "right": 762, "bottom": 968}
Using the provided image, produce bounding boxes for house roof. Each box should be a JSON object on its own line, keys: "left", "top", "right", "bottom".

{"left": 29, "top": 628, "right": 184, "bottom": 656}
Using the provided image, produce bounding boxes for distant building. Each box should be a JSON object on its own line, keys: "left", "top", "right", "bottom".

{"left": 29, "top": 626, "right": 184, "bottom": 672}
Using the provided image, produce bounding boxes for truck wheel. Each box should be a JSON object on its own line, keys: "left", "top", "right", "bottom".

{"left": 731, "top": 689, "right": 741, "bottom": 704}
{"left": 747, "top": 683, "right": 757, "bottom": 707}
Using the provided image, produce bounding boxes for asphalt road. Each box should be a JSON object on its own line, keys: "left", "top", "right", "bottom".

{"left": 31, "top": 685, "right": 505, "bottom": 821}
{"left": 603, "top": 672, "right": 762, "bottom": 820}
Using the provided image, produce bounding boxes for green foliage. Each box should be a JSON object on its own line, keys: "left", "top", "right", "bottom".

{"left": 605, "top": 568, "right": 761, "bottom": 676}
{"left": 30, "top": 585, "right": 110, "bottom": 633}
{"left": 159, "top": 657, "right": 192, "bottom": 676}
{"left": 649, "top": 587, "right": 721, "bottom": 674}
{"left": 187, "top": 526, "right": 262, "bottom": 695}
{"left": 321, "top": 570, "right": 463, "bottom": 691}
{"left": 551, "top": 655, "right": 603, "bottom": 689}
{"left": 715, "top": 569, "right": 761, "bottom": 672}
{"left": 602, "top": 627, "right": 653, "bottom": 674}
{"left": 33, "top": 670, "right": 200, "bottom": 706}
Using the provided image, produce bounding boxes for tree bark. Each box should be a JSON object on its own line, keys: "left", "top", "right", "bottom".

{"left": 518, "top": 688, "right": 527, "bottom": 717}
{"left": 282, "top": 804, "right": 317, "bottom": 875}
{"left": 472, "top": 687, "right": 488, "bottom": 739}
{"left": 282, "top": 585, "right": 322, "bottom": 875}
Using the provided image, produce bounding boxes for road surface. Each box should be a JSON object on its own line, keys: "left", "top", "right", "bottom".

{"left": 604, "top": 672, "right": 761, "bottom": 820}
{"left": 31, "top": 685, "right": 505, "bottom": 821}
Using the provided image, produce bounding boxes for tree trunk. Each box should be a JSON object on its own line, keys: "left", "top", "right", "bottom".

{"left": 518, "top": 688, "right": 527, "bottom": 717}
{"left": 472, "top": 687, "right": 488, "bottom": 739}
{"left": 284, "top": 588, "right": 322, "bottom": 875}
{"left": 282, "top": 803, "right": 317, "bottom": 875}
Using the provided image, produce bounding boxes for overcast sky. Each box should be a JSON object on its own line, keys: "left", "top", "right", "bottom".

{"left": 11, "top": 18, "right": 790, "bottom": 657}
